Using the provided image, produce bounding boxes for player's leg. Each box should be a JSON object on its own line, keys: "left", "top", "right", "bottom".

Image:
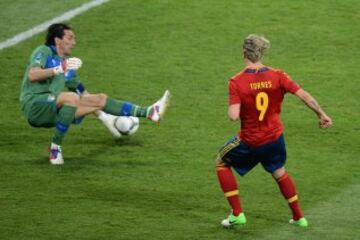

{"left": 272, "top": 167, "right": 308, "bottom": 227}
{"left": 216, "top": 157, "right": 246, "bottom": 227}
{"left": 49, "top": 92, "right": 79, "bottom": 165}
{"left": 216, "top": 137, "right": 258, "bottom": 227}
{"left": 75, "top": 90, "right": 170, "bottom": 123}
{"left": 71, "top": 94, "right": 122, "bottom": 138}
{"left": 260, "top": 135, "right": 308, "bottom": 227}
{"left": 74, "top": 92, "right": 150, "bottom": 119}
{"left": 74, "top": 93, "right": 107, "bottom": 117}
{"left": 23, "top": 92, "right": 77, "bottom": 165}
{"left": 102, "top": 90, "right": 170, "bottom": 122}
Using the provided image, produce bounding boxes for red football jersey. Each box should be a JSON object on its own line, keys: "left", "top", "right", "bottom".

{"left": 228, "top": 67, "right": 300, "bottom": 147}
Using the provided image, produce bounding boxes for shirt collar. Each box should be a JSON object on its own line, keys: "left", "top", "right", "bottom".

{"left": 49, "top": 45, "right": 58, "bottom": 55}
{"left": 244, "top": 67, "right": 269, "bottom": 73}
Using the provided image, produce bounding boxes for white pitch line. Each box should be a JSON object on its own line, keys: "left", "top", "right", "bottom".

{"left": 0, "top": 0, "right": 109, "bottom": 51}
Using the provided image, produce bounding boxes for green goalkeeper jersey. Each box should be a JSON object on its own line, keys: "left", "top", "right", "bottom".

{"left": 20, "top": 45, "right": 83, "bottom": 111}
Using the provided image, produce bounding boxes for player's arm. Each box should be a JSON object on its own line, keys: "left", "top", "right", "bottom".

{"left": 28, "top": 58, "right": 82, "bottom": 82}
{"left": 228, "top": 78, "right": 241, "bottom": 121}
{"left": 228, "top": 104, "right": 240, "bottom": 121}
{"left": 28, "top": 67, "right": 56, "bottom": 82}
{"left": 295, "top": 89, "right": 332, "bottom": 129}
{"left": 279, "top": 70, "right": 332, "bottom": 129}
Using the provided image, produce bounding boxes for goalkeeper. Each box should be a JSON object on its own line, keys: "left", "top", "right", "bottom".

{"left": 20, "top": 23, "right": 170, "bottom": 165}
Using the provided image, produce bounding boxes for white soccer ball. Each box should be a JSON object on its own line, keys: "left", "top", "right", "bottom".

{"left": 114, "top": 116, "right": 140, "bottom": 135}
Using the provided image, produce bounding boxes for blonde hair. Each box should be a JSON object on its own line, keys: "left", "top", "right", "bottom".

{"left": 243, "top": 34, "right": 270, "bottom": 63}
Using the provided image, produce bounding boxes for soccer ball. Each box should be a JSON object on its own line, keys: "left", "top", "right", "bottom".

{"left": 114, "top": 116, "right": 140, "bottom": 135}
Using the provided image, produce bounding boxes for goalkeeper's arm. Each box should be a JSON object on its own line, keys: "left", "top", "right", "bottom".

{"left": 28, "top": 57, "right": 82, "bottom": 82}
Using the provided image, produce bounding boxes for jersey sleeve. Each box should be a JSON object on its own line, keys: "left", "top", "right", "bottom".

{"left": 228, "top": 79, "right": 241, "bottom": 105}
{"left": 279, "top": 71, "right": 301, "bottom": 94}
{"left": 29, "top": 46, "right": 51, "bottom": 68}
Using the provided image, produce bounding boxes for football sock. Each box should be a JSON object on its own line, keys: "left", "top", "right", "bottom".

{"left": 216, "top": 165, "right": 242, "bottom": 216}
{"left": 52, "top": 105, "right": 77, "bottom": 145}
{"left": 103, "top": 97, "right": 152, "bottom": 118}
{"left": 276, "top": 172, "right": 304, "bottom": 220}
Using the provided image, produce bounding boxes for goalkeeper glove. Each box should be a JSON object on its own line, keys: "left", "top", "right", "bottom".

{"left": 53, "top": 57, "right": 82, "bottom": 75}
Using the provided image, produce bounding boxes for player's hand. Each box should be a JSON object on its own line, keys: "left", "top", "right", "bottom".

{"left": 53, "top": 57, "right": 82, "bottom": 75}
{"left": 65, "top": 57, "right": 82, "bottom": 71}
{"left": 319, "top": 114, "right": 332, "bottom": 129}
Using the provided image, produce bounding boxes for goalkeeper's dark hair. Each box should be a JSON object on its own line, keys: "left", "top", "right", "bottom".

{"left": 45, "top": 23, "right": 72, "bottom": 46}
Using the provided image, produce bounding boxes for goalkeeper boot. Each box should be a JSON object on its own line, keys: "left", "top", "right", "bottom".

{"left": 148, "top": 90, "right": 171, "bottom": 123}
{"left": 97, "top": 111, "right": 122, "bottom": 139}
{"left": 289, "top": 217, "right": 308, "bottom": 227}
{"left": 221, "top": 212, "right": 247, "bottom": 227}
{"left": 49, "top": 143, "right": 64, "bottom": 165}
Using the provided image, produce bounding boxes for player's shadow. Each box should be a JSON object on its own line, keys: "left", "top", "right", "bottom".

{"left": 35, "top": 137, "right": 152, "bottom": 168}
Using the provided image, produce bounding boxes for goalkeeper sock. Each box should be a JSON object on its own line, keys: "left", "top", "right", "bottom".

{"left": 276, "top": 172, "right": 304, "bottom": 221}
{"left": 52, "top": 105, "right": 77, "bottom": 145}
{"left": 216, "top": 165, "right": 242, "bottom": 216}
{"left": 103, "top": 97, "right": 152, "bottom": 118}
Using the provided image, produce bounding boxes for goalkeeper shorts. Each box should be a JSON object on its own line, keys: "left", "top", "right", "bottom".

{"left": 22, "top": 93, "right": 58, "bottom": 128}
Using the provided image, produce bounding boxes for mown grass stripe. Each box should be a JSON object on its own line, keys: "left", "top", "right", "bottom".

{"left": 253, "top": 182, "right": 360, "bottom": 240}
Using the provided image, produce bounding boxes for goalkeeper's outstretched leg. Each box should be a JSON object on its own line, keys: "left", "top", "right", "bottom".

{"left": 74, "top": 89, "right": 170, "bottom": 123}
{"left": 48, "top": 90, "right": 170, "bottom": 164}
{"left": 94, "top": 90, "right": 170, "bottom": 139}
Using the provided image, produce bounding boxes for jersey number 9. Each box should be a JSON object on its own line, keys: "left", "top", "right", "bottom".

{"left": 256, "top": 92, "right": 269, "bottom": 121}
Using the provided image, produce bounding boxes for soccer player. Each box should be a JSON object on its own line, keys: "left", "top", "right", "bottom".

{"left": 20, "top": 23, "right": 170, "bottom": 165}
{"left": 216, "top": 34, "right": 332, "bottom": 228}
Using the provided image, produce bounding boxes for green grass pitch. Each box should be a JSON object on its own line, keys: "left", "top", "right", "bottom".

{"left": 0, "top": 0, "right": 359, "bottom": 239}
